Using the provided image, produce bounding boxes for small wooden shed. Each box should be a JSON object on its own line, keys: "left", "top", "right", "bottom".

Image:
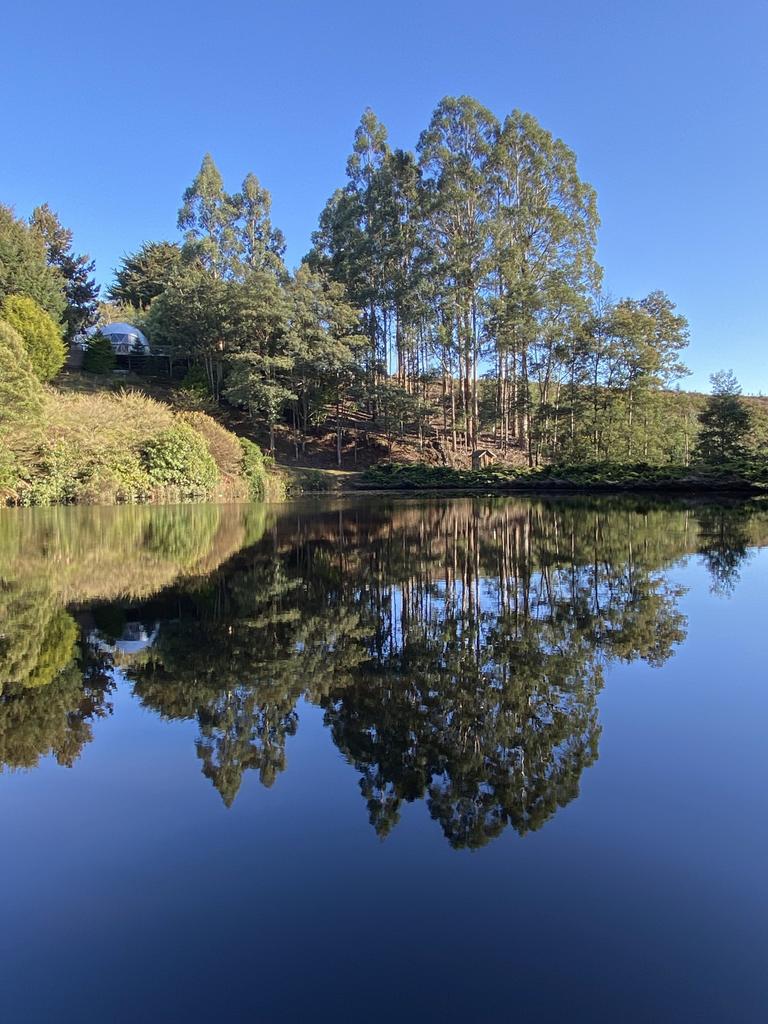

{"left": 472, "top": 449, "right": 495, "bottom": 470}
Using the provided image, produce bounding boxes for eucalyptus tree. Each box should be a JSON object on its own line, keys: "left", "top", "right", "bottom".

{"left": 236, "top": 172, "right": 286, "bottom": 275}
{"left": 289, "top": 264, "right": 362, "bottom": 462}
{"left": 417, "top": 96, "right": 499, "bottom": 451}
{"left": 607, "top": 290, "right": 689, "bottom": 459}
{"left": 371, "top": 148, "right": 430, "bottom": 394}
{"left": 488, "top": 111, "right": 600, "bottom": 460}
{"left": 152, "top": 154, "right": 293, "bottom": 415}
{"left": 177, "top": 153, "right": 242, "bottom": 279}
{"left": 224, "top": 268, "right": 295, "bottom": 450}
{"left": 308, "top": 109, "right": 392, "bottom": 413}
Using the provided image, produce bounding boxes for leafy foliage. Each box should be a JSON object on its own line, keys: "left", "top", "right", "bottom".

{"left": 239, "top": 437, "right": 268, "bottom": 500}
{"left": 108, "top": 241, "right": 182, "bottom": 309}
{"left": 143, "top": 421, "right": 219, "bottom": 494}
{"left": 0, "top": 319, "right": 44, "bottom": 427}
{"left": 1, "top": 390, "right": 274, "bottom": 506}
{"left": 1, "top": 293, "right": 66, "bottom": 381}
{"left": 0, "top": 204, "right": 66, "bottom": 320}
{"left": 361, "top": 459, "right": 768, "bottom": 493}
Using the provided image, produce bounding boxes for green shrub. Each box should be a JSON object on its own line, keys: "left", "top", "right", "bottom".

{"left": 287, "top": 469, "right": 333, "bottom": 494}
{"left": 83, "top": 332, "right": 116, "bottom": 374}
{"left": 72, "top": 449, "right": 149, "bottom": 505}
{"left": 143, "top": 421, "right": 218, "bottom": 494}
{"left": 17, "top": 438, "right": 84, "bottom": 505}
{"left": 1, "top": 294, "right": 66, "bottom": 381}
{"left": 239, "top": 437, "right": 268, "bottom": 500}
{"left": 0, "top": 319, "right": 43, "bottom": 424}
{"left": 360, "top": 459, "right": 768, "bottom": 493}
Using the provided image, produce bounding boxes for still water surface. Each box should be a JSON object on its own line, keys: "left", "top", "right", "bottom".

{"left": 1, "top": 497, "right": 767, "bottom": 1022}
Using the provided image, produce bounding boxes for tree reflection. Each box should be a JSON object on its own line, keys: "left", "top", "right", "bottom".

{"left": 1, "top": 497, "right": 766, "bottom": 846}
{"left": 0, "top": 637, "right": 114, "bottom": 771}
{"left": 696, "top": 506, "right": 754, "bottom": 596}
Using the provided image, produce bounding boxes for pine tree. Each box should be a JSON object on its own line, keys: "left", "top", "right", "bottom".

{"left": 108, "top": 241, "right": 182, "bottom": 309}
{"left": 29, "top": 204, "right": 99, "bottom": 339}
{"left": 0, "top": 205, "right": 66, "bottom": 321}
{"left": 696, "top": 370, "right": 752, "bottom": 462}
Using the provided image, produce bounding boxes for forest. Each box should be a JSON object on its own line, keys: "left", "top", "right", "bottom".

{"left": 108, "top": 97, "right": 764, "bottom": 469}
{"left": 1, "top": 95, "right": 765, "bottom": 500}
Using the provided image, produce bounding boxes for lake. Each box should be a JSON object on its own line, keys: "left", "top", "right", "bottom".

{"left": 1, "top": 496, "right": 767, "bottom": 1022}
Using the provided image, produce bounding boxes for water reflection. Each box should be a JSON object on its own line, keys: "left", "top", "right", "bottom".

{"left": 1, "top": 497, "right": 766, "bottom": 847}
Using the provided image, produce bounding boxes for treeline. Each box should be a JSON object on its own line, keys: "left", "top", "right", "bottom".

{"left": 101, "top": 96, "right": 759, "bottom": 466}
{"left": 2, "top": 96, "right": 761, "bottom": 472}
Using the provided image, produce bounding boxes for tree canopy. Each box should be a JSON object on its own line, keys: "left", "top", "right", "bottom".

{"left": 0, "top": 204, "right": 66, "bottom": 321}
{"left": 29, "top": 204, "right": 99, "bottom": 339}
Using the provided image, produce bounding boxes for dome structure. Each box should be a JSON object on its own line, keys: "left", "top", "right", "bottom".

{"left": 93, "top": 322, "right": 150, "bottom": 354}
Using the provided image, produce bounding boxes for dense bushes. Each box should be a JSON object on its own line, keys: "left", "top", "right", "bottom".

{"left": 143, "top": 421, "right": 218, "bottom": 494}
{"left": 1, "top": 294, "right": 66, "bottom": 381}
{"left": 0, "top": 389, "right": 279, "bottom": 506}
{"left": 0, "top": 320, "right": 43, "bottom": 424}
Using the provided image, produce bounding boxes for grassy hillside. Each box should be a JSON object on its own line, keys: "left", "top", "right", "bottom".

{"left": 0, "top": 385, "right": 282, "bottom": 507}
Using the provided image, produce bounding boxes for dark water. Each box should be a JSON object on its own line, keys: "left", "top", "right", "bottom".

{"left": 1, "top": 496, "right": 767, "bottom": 1022}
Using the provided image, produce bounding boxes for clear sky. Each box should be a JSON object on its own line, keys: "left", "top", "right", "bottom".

{"left": 2, "top": 0, "right": 766, "bottom": 392}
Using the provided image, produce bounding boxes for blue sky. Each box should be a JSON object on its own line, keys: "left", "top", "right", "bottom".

{"left": 2, "top": 0, "right": 766, "bottom": 392}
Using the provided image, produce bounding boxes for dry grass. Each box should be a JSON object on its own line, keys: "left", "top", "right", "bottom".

{"left": 44, "top": 389, "right": 176, "bottom": 452}
{"left": 180, "top": 411, "right": 244, "bottom": 477}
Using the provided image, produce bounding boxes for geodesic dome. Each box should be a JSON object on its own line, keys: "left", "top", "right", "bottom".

{"left": 92, "top": 322, "right": 150, "bottom": 354}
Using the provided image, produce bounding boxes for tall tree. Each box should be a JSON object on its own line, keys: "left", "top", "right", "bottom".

{"left": 224, "top": 270, "right": 294, "bottom": 450}
{"left": 0, "top": 205, "right": 66, "bottom": 321}
{"left": 235, "top": 172, "right": 286, "bottom": 275}
{"left": 308, "top": 109, "right": 391, "bottom": 413}
{"left": 488, "top": 111, "right": 601, "bottom": 460}
{"left": 177, "top": 154, "right": 241, "bottom": 279}
{"left": 144, "top": 263, "right": 230, "bottom": 395}
{"left": 696, "top": 370, "right": 752, "bottom": 462}
{"left": 608, "top": 291, "right": 689, "bottom": 459}
{"left": 29, "top": 204, "right": 99, "bottom": 339}
{"left": 108, "top": 241, "right": 182, "bottom": 309}
{"left": 289, "top": 264, "right": 362, "bottom": 463}
{"left": 418, "top": 96, "right": 499, "bottom": 450}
